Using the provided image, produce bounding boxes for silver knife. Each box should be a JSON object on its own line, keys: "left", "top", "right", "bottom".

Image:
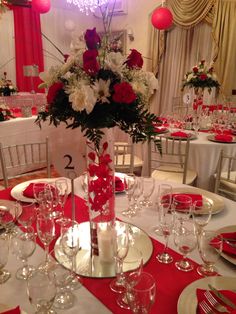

{"left": 208, "top": 284, "right": 236, "bottom": 310}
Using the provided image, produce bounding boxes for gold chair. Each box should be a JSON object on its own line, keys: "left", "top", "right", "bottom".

{"left": 0, "top": 137, "right": 51, "bottom": 188}
{"left": 149, "top": 136, "right": 197, "bottom": 185}
{"left": 114, "top": 142, "right": 143, "bottom": 175}
{"left": 214, "top": 150, "right": 236, "bottom": 200}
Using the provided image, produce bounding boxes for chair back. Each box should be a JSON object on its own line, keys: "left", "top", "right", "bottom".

{"left": 0, "top": 137, "right": 50, "bottom": 188}
{"left": 114, "top": 142, "right": 135, "bottom": 174}
{"left": 149, "top": 136, "right": 190, "bottom": 184}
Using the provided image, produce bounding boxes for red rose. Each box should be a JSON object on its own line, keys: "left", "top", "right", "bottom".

{"left": 126, "top": 49, "right": 143, "bottom": 69}
{"left": 83, "top": 49, "right": 100, "bottom": 75}
{"left": 200, "top": 74, "right": 207, "bottom": 80}
{"left": 84, "top": 28, "right": 101, "bottom": 50}
{"left": 112, "top": 82, "right": 136, "bottom": 104}
{"left": 63, "top": 54, "right": 69, "bottom": 62}
{"left": 46, "top": 82, "right": 64, "bottom": 104}
{"left": 88, "top": 152, "right": 96, "bottom": 161}
{"left": 192, "top": 67, "right": 198, "bottom": 73}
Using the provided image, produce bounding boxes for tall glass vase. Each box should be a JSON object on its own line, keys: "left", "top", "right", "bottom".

{"left": 86, "top": 129, "right": 115, "bottom": 258}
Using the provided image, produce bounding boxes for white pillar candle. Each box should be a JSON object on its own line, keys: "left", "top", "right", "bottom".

{"left": 97, "top": 226, "right": 115, "bottom": 263}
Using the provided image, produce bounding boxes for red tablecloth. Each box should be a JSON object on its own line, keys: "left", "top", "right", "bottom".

{"left": 0, "top": 188, "right": 203, "bottom": 314}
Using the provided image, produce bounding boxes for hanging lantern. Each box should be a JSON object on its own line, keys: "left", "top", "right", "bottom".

{"left": 151, "top": 7, "right": 173, "bottom": 30}
{"left": 32, "top": 0, "right": 51, "bottom": 14}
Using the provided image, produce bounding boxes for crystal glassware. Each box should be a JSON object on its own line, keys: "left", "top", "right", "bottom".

{"left": 192, "top": 199, "right": 212, "bottom": 234}
{"left": 172, "top": 194, "right": 192, "bottom": 227}
{"left": 55, "top": 178, "right": 69, "bottom": 226}
{"left": 13, "top": 226, "right": 36, "bottom": 280}
{"left": 140, "top": 177, "right": 155, "bottom": 208}
{"left": 16, "top": 202, "right": 37, "bottom": 227}
{"left": 44, "top": 183, "right": 60, "bottom": 218}
{"left": 126, "top": 272, "right": 156, "bottom": 314}
{"left": 174, "top": 220, "right": 197, "bottom": 272}
{"left": 197, "top": 230, "right": 223, "bottom": 276}
{"left": 122, "top": 175, "right": 136, "bottom": 218}
{"left": 0, "top": 233, "right": 11, "bottom": 283}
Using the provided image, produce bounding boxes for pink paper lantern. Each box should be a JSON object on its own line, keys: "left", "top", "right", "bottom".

{"left": 151, "top": 7, "right": 173, "bottom": 30}
{"left": 32, "top": 0, "right": 51, "bottom": 14}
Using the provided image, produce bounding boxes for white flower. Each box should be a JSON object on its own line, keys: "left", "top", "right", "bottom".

{"left": 39, "top": 66, "right": 61, "bottom": 88}
{"left": 187, "top": 73, "right": 194, "bottom": 82}
{"left": 105, "top": 52, "right": 125, "bottom": 74}
{"left": 131, "top": 80, "right": 147, "bottom": 96}
{"left": 60, "top": 56, "right": 75, "bottom": 76}
{"left": 92, "top": 79, "right": 111, "bottom": 104}
{"left": 68, "top": 84, "right": 96, "bottom": 114}
{"left": 145, "top": 72, "right": 159, "bottom": 95}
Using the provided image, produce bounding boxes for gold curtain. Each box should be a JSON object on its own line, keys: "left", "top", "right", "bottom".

{"left": 212, "top": 0, "right": 236, "bottom": 96}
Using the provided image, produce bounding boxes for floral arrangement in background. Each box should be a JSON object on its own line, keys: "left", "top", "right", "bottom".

{"left": 182, "top": 60, "right": 220, "bottom": 93}
{"left": 37, "top": 26, "right": 159, "bottom": 149}
{"left": 0, "top": 72, "right": 17, "bottom": 96}
{"left": 0, "top": 102, "right": 14, "bottom": 121}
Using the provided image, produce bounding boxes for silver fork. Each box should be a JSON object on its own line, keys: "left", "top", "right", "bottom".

{"left": 199, "top": 300, "right": 217, "bottom": 314}
{"left": 204, "top": 290, "right": 230, "bottom": 313}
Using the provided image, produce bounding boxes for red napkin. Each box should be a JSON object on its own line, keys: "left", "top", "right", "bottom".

{"left": 220, "top": 232, "right": 236, "bottom": 257}
{"left": 214, "top": 134, "right": 233, "bottom": 142}
{"left": 154, "top": 127, "right": 167, "bottom": 133}
{"left": 196, "top": 289, "right": 236, "bottom": 314}
{"left": 115, "top": 176, "right": 124, "bottom": 192}
{"left": 170, "top": 131, "right": 189, "bottom": 138}
{"left": 1, "top": 306, "right": 21, "bottom": 314}
{"left": 173, "top": 193, "right": 202, "bottom": 206}
{"left": 23, "top": 182, "right": 47, "bottom": 198}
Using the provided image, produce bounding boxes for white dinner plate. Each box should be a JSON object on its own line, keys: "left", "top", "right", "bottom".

{"left": 166, "top": 132, "right": 197, "bottom": 141}
{"left": 10, "top": 177, "right": 71, "bottom": 203}
{"left": 177, "top": 276, "right": 236, "bottom": 314}
{"left": 207, "top": 134, "right": 236, "bottom": 143}
{"left": 217, "top": 225, "right": 236, "bottom": 266}
{"left": 172, "top": 187, "right": 224, "bottom": 215}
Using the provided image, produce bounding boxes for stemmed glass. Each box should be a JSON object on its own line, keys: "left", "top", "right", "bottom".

{"left": 174, "top": 220, "right": 197, "bottom": 272}
{"left": 110, "top": 221, "right": 129, "bottom": 293}
{"left": 197, "top": 230, "right": 223, "bottom": 276}
{"left": 140, "top": 177, "right": 155, "bottom": 208}
{"left": 55, "top": 178, "right": 69, "bottom": 226}
{"left": 13, "top": 226, "right": 36, "bottom": 280}
{"left": 152, "top": 183, "right": 173, "bottom": 236}
{"left": 0, "top": 233, "right": 11, "bottom": 283}
{"left": 27, "top": 269, "right": 57, "bottom": 314}
{"left": 156, "top": 203, "right": 175, "bottom": 264}
{"left": 126, "top": 272, "right": 156, "bottom": 314}
{"left": 36, "top": 214, "right": 55, "bottom": 272}
{"left": 132, "top": 177, "right": 143, "bottom": 213}
{"left": 16, "top": 202, "right": 37, "bottom": 227}
{"left": 44, "top": 184, "right": 60, "bottom": 218}
{"left": 172, "top": 194, "right": 192, "bottom": 228}
{"left": 122, "top": 175, "right": 136, "bottom": 217}
{"left": 0, "top": 203, "right": 18, "bottom": 236}
{"left": 192, "top": 200, "right": 212, "bottom": 234}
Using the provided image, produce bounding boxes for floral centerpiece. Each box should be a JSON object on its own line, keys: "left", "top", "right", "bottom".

{"left": 0, "top": 102, "right": 14, "bottom": 121}
{"left": 0, "top": 72, "right": 17, "bottom": 96}
{"left": 181, "top": 60, "right": 220, "bottom": 94}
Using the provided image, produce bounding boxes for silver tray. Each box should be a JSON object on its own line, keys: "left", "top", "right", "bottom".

{"left": 54, "top": 221, "right": 153, "bottom": 278}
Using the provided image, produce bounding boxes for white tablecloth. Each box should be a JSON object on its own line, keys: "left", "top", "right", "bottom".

{"left": 1, "top": 179, "right": 236, "bottom": 313}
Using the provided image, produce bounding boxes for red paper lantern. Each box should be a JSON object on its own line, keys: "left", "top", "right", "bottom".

{"left": 151, "top": 7, "right": 173, "bottom": 30}
{"left": 32, "top": 0, "right": 51, "bottom": 14}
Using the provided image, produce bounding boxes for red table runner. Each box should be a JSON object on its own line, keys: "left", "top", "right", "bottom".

{"left": 0, "top": 188, "right": 203, "bottom": 314}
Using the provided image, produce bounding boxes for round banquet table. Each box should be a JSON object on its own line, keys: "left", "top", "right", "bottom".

{"left": 1, "top": 178, "right": 236, "bottom": 314}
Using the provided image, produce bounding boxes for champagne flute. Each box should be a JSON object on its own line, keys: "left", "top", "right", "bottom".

{"left": 0, "top": 233, "right": 11, "bottom": 283}
{"left": 192, "top": 200, "right": 212, "bottom": 234}
{"left": 126, "top": 272, "right": 156, "bottom": 314}
{"left": 172, "top": 194, "right": 192, "bottom": 228}
{"left": 13, "top": 226, "right": 36, "bottom": 280}
{"left": 197, "top": 230, "right": 223, "bottom": 276}
{"left": 140, "top": 177, "right": 155, "bottom": 208}
{"left": 110, "top": 221, "right": 129, "bottom": 293}
{"left": 122, "top": 175, "right": 136, "bottom": 217}
{"left": 55, "top": 178, "right": 69, "bottom": 226}
{"left": 44, "top": 184, "right": 60, "bottom": 218}
{"left": 36, "top": 214, "right": 55, "bottom": 272}
{"left": 174, "top": 220, "right": 197, "bottom": 272}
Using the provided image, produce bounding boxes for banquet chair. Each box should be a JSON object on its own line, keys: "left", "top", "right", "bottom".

{"left": 114, "top": 142, "right": 143, "bottom": 175}
{"left": 0, "top": 137, "right": 51, "bottom": 188}
{"left": 214, "top": 150, "right": 236, "bottom": 201}
{"left": 149, "top": 136, "right": 197, "bottom": 185}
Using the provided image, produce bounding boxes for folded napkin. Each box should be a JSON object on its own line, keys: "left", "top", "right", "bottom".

{"left": 115, "top": 176, "right": 124, "bottom": 192}
{"left": 162, "top": 193, "right": 203, "bottom": 209}
{"left": 1, "top": 306, "right": 21, "bottom": 314}
{"left": 170, "top": 131, "right": 189, "bottom": 138}
{"left": 154, "top": 127, "right": 167, "bottom": 133}
{"left": 220, "top": 232, "right": 236, "bottom": 257}
{"left": 196, "top": 289, "right": 236, "bottom": 314}
{"left": 214, "top": 134, "right": 233, "bottom": 142}
{"left": 23, "top": 182, "right": 47, "bottom": 198}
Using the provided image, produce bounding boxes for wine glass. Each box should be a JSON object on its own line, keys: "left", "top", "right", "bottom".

{"left": 122, "top": 175, "right": 136, "bottom": 217}
{"left": 110, "top": 221, "right": 129, "bottom": 293}
{"left": 44, "top": 183, "right": 60, "bottom": 218}
{"left": 0, "top": 233, "right": 11, "bottom": 283}
{"left": 156, "top": 203, "right": 175, "bottom": 264}
{"left": 36, "top": 214, "right": 55, "bottom": 272}
{"left": 140, "top": 177, "right": 155, "bottom": 208}
{"left": 192, "top": 200, "right": 212, "bottom": 234}
{"left": 174, "top": 220, "right": 197, "bottom": 272}
{"left": 132, "top": 177, "right": 143, "bottom": 213}
{"left": 197, "top": 230, "right": 223, "bottom": 276}
{"left": 126, "top": 272, "right": 156, "bottom": 314}
{"left": 0, "top": 203, "right": 18, "bottom": 235}
{"left": 16, "top": 202, "right": 37, "bottom": 227}
{"left": 12, "top": 226, "right": 36, "bottom": 280}
{"left": 33, "top": 182, "right": 47, "bottom": 203}
{"left": 60, "top": 222, "right": 81, "bottom": 290}
{"left": 27, "top": 269, "right": 57, "bottom": 314}
{"left": 172, "top": 194, "right": 192, "bottom": 227}
{"left": 152, "top": 183, "right": 173, "bottom": 236}
{"left": 55, "top": 178, "right": 69, "bottom": 226}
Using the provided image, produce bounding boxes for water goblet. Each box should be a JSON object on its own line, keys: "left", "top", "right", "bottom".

{"left": 122, "top": 175, "right": 136, "bottom": 217}
{"left": 27, "top": 269, "right": 57, "bottom": 314}
{"left": 33, "top": 182, "right": 47, "bottom": 203}
{"left": 172, "top": 194, "right": 192, "bottom": 227}
{"left": 36, "top": 214, "right": 56, "bottom": 272}
{"left": 140, "top": 177, "right": 155, "bottom": 208}
{"left": 156, "top": 203, "right": 175, "bottom": 264}
{"left": 126, "top": 272, "right": 156, "bottom": 314}
{"left": 174, "top": 220, "right": 197, "bottom": 272}
{"left": 192, "top": 200, "right": 212, "bottom": 234}
{"left": 16, "top": 202, "right": 37, "bottom": 227}
{"left": 0, "top": 203, "right": 18, "bottom": 236}
{"left": 110, "top": 221, "right": 129, "bottom": 293}
{"left": 0, "top": 233, "right": 11, "bottom": 283}
{"left": 13, "top": 226, "right": 36, "bottom": 280}
{"left": 197, "top": 230, "right": 223, "bottom": 276}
